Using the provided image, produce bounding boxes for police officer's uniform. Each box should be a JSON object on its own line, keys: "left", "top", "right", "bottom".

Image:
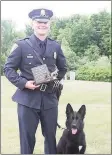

{"left": 4, "top": 8, "right": 67, "bottom": 154}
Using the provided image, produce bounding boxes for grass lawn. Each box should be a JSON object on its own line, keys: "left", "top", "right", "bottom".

{"left": 1, "top": 77, "right": 111, "bottom": 154}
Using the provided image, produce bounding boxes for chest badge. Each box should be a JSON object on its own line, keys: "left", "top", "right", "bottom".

{"left": 54, "top": 52, "right": 57, "bottom": 59}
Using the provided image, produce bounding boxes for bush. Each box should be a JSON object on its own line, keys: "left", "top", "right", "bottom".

{"left": 75, "top": 65, "right": 111, "bottom": 82}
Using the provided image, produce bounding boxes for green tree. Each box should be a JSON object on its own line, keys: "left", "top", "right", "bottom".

{"left": 25, "top": 24, "right": 33, "bottom": 36}
{"left": 1, "top": 20, "right": 25, "bottom": 75}
{"left": 69, "top": 16, "right": 94, "bottom": 56}
{"left": 84, "top": 44, "right": 100, "bottom": 61}
{"left": 90, "top": 10, "right": 111, "bottom": 57}
{"left": 61, "top": 38, "right": 78, "bottom": 70}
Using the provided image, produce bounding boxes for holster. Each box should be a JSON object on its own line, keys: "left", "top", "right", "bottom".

{"left": 55, "top": 83, "right": 63, "bottom": 100}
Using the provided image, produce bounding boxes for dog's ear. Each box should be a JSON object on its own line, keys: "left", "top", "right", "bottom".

{"left": 66, "top": 103, "right": 74, "bottom": 116}
{"left": 78, "top": 105, "right": 86, "bottom": 119}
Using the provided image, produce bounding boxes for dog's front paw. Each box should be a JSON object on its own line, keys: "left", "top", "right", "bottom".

{"left": 79, "top": 145, "right": 86, "bottom": 154}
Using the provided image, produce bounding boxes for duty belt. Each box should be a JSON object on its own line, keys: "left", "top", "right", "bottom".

{"left": 39, "top": 81, "right": 61, "bottom": 93}
{"left": 40, "top": 83, "right": 47, "bottom": 92}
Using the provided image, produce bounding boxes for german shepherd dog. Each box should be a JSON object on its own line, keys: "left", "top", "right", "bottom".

{"left": 57, "top": 103, "right": 86, "bottom": 154}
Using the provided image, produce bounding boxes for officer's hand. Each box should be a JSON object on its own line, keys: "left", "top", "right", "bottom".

{"left": 25, "top": 80, "right": 40, "bottom": 90}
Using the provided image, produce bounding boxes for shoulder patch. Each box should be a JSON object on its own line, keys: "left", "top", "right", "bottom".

{"left": 15, "top": 37, "right": 29, "bottom": 45}
{"left": 10, "top": 43, "right": 18, "bottom": 53}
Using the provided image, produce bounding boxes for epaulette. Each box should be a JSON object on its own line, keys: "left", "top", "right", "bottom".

{"left": 23, "top": 37, "right": 30, "bottom": 40}
{"left": 48, "top": 37, "right": 55, "bottom": 41}
{"left": 48, "top": 37, "right": 60, "bottom": 44}
{"left": 16, "top": 37, "right": 29, "bottom": 42}
{"left": 15, "top": 37, "right": 30, "bottom": 44}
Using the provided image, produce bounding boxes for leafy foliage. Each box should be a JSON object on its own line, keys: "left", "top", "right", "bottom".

{"left": 76, "top": 56, "right": 111, "bottom": 82}
{"left": 1, "top": 20, "right": 25, "bottom": 74}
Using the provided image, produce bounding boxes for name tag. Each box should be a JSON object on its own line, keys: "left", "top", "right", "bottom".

{"left": 27, "top": 55, "right": 33, "bottom": 58}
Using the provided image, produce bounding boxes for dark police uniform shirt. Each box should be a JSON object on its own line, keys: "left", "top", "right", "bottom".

{"left": 3, "top": 34, "right": 67, "bottom": 110}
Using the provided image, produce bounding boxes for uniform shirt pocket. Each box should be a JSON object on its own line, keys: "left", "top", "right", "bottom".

{"left": 22, "top": 54, "right": 37, "bottom": 68}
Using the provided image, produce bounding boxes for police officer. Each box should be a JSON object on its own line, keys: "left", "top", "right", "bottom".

{"left": 4, "top": 8, "right": 67, "bottom": 154}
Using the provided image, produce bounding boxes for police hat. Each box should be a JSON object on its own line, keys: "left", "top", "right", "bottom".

{"left": 28, "top": 8, "right": 53, "bottom": 22}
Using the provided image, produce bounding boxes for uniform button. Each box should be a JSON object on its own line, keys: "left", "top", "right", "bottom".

{"left": 29, "top": 62, "right": 32, "bottom": 64}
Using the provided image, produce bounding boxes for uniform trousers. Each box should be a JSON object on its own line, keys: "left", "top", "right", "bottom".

{"left": 17, "top": 102, "right": 58, "bottom": 154}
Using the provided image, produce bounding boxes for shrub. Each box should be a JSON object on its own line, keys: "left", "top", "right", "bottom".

{"left": 76, "top": 65, "right": 111, "bottom": 82}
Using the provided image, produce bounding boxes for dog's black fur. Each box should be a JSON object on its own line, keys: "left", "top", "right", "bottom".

{"left": 57, "top": 103, "right": 86, "bottom": 154}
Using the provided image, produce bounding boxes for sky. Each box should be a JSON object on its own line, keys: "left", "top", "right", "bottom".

{"left": 1, "top": 1, "right": 111, "bottom": 30}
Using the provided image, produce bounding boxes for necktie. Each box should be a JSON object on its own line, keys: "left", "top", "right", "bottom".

{"left": 40, "top": 42, "right": 46, "bottom": 57}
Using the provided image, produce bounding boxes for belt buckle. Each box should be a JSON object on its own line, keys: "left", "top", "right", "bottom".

{"left": 40, "top": 84, "right": 47, "bottom": 92}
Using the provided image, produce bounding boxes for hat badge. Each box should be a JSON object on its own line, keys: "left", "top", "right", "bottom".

{"left": 40, "top": 9, "right": 46, "bottom": 16}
